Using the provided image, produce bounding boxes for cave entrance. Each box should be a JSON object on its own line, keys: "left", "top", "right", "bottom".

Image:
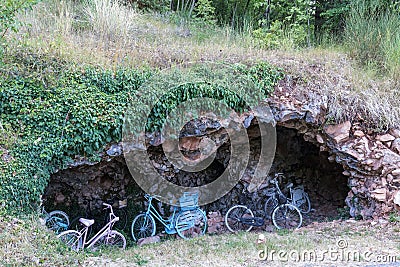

{"left": 271, "top": 126, "right": 349, "bottom": 223}
{"left": 41, "top": 156, "right": 142, "bottom": 231}
{"left": 42, "top": 124, "right": 350, "bottom": 231}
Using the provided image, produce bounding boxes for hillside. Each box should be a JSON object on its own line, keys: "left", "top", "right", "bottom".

{"left": 1, "top": 0, "right": 400, "bottom": 266}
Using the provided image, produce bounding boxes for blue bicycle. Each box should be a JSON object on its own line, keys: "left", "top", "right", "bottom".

{"left": 131, "top": 192, "right": 207, "bottom": 240}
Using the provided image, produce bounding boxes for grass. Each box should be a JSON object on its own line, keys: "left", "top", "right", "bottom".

{"left": 0, "top": 214, "right": 87, "bottom": 266}
{"left": 1, "top": 214, "right": 400, "bottom": 266}
{"left": 7, "top": 0, "right": 399, "bottom": 131}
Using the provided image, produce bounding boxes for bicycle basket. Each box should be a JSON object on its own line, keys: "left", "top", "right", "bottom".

{"left": 179, "top": 192, "right": 199, "bottom": 211}
{"left": 292, "top": 187, "right": 305, "bottom": 205}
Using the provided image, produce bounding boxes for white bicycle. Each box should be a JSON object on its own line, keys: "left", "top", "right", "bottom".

{"left": 57, "top": 203, "right": 126, "bottom": 251}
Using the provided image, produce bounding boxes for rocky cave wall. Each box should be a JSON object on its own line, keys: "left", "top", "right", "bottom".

{"left": 43, "top": 92, "right": 400, "bottom": 222}
{"left": 268, "top": 91, "right": 400, "bottom": 219}
{"left": 43, "top": 124, "right": 349, "bottom": 224}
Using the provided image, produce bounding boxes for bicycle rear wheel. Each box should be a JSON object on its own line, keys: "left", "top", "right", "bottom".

{"left": 57, "top": 230, "right": 82, "bottom": 252}
{"left": 224, "top": 205, "right": 254, "bottom": 233}
{"left": 175, "top": 208, "right": 207, "bottom": 239}
{"left": 89, "top": 230, "right": 126, "bottom": 251}
{"left": 131, "top": 213, "right": 156, "bottom": 241}
{"left": 296, "top": 193, "right": 311, "bottom": 214}
{"left": 264, "top": 196, "right": 279, "bottom": 219}
{"left": 46, "top": 210, "right": 70, "bottom": 234}
{"left": 271, "top": 204, "right": 302, "bottom": 230}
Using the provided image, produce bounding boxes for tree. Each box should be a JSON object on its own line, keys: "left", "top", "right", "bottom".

{"left": 0, "top": 0, "right": 39, "bottom": 38}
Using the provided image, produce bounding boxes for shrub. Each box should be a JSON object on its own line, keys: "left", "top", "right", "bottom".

{"left": 344, "top": 0, "right": 400, "bottom": 77}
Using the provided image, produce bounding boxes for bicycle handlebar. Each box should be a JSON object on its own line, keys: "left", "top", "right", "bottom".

{"left": 102, "top": 202, "right": 114, "bottom": 213}
{"left": 144, "top": 194, "right": 163, "bottom": 201}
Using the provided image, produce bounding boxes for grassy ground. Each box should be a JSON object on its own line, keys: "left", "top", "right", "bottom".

{"left": 1, "top": 214, "right": 399, "bottom": 267}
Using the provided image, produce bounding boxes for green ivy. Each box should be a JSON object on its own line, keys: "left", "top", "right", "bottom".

{"left": 0, "top": 58, "right": 283, "bottom": 214}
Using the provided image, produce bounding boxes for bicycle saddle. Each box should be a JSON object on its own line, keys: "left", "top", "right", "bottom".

{"left": 79, "top": 218, "right": 95, "bottom": 227}
{"left": 286, "top": 183, "right": 293, "bottom": 189}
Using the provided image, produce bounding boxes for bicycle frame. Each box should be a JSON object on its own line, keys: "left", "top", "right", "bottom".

{"left": 76, "top": 205, "right": 120, "bottom": 250}
{"left": 271, "top": 174, "right": 306, "bottom": 206}
{"left": 144, "top": 195, "right": 178, "bottom": 231}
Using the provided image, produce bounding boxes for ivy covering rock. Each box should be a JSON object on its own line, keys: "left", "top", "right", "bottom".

{"left": 0, "top": 54, "right": 283, "bottom": 213}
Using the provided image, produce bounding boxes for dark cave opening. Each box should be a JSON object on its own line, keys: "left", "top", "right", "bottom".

{"left": 271, "top": 126, "right": 349, "bottom": 222}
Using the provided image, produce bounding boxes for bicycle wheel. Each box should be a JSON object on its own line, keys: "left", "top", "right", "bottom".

{"left": 224, "top": 205, "right": 254, "bottom": 233}
{"left": 57, "top": 230, "right": 82, "bottom": 252}
{"left": 89, "top": 230, "right": 126, "bottom": 251}
{"left": 70, "top": 217, "right": 93, "bottom": 238}
{"left": 271, "top": 204, "right": 302, "bottom": 230}
{"left": 175, "top": 208, "right": 207, "bottom": 239}
{"left": 295, "top": 193, "right": 311, "bottom": 214}
{"left": 46, "top": 210, "right": 70, "bottom": 234}
{"left": 131, "top": 213, "right": 156, "bottom": 241}
{"left": 264, "top": 196, "right": 279, "bottom": 219}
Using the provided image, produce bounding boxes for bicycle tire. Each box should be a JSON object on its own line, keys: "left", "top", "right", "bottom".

{"left": 296, "top": 193, "right": 311, "bottom": 214}
{"left": 264, "top": 196, "right": 279, "bottom": 220}
{"left": 175, "top": 208, "right": 207, "bottom": 239}
{"left": 89, "top": 230, "right": 126, "bottom": 251}
{"left": 224, "top": 205, "right": 254, "bottom": 233}
{"left": 69, "top": 217, "right": 94, "bottom": 238}
{"left": 57, "top": 230, "right": 82, "bottom": 252}
{"left": 46, "top": 210, "right": 70, "bottom": 234}
{"left": 271, "top": 204, "right": 302, "bottom": 230}
{"left": 131, "top": 213, "right": 156, "bottom": 241}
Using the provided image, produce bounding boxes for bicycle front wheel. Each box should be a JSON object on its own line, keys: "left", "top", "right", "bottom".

{"left": 46, "top": 210, "right": 70, "bottom": 234}
{"left": 175, "top": 208, "right": 207, "bottom": 239}
{"left": 89, "top": 230, "right": 126, "bottom": 251}
{"left": 272, "top": 204, "right": 302, "bottom": 230}
{"left": 131, "top": 213, "right": 156, "bottom": 241}
{"left": 57, "top": 230, "right": 82, "bottom": 252}
{"left": 224, "top": 205, "right": 254, "bottom": 233}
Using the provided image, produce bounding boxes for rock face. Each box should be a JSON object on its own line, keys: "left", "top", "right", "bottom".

{"left": 268, "top": 91, "right": 400, "bottom": 219}
{"left": 43, "top": 156, "right": 141, "bottom": 215}
{"left": 43, "top": 86, "right": 400, "bottom": 221}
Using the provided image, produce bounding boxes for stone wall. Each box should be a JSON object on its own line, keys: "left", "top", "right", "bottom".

{"left": 43, "top": 87, "right": 400, "bottom": 220}
{"left": 268, "top": 90, "right": 400, "bottom": 219}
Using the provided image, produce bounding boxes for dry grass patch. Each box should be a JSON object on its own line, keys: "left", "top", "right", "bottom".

{"left": 8, "top": 0, "right": 400, "bottom": 130}
{"left": 84, "top": 220, "right": 400, "bottom": 267}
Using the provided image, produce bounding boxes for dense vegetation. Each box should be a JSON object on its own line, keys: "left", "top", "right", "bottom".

{"left": 127, "top": 0, "right": 400, "bottom": 75}
{"left": 0, "top": 50, "right": 281, "bottom": 212}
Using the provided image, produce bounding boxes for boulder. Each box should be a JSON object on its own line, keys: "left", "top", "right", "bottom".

{"left": 137, "top": 236, "right": 161, "bottom": 247}
{"left": 324, "top": 121, "right": 351, "bottom": 143}
{"left": 376, "top": 134, "right": 396, "bottom": 142}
